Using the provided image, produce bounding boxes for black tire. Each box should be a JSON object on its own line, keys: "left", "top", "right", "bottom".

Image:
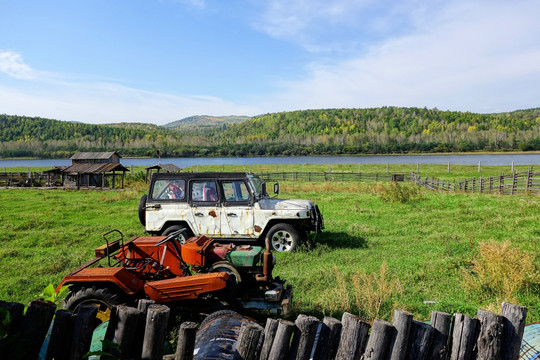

{"left": 64, "top": 286, "right": 125, "bottom": 325}
{"left": 200, "top": 310, "right": 239, "bottom": 327}
{"left": 162, "top": 225, "right": 193, "bottom": 244}
{"left": 138, "top": 194, "right": 147, "bottom": 226}
{"left": 266, "top": 223, "right": 299, "bottom": 252}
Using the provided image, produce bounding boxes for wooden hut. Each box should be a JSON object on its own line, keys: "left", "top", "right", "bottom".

{"left": 61, "top": 152, "right": 128, "bottom": 189}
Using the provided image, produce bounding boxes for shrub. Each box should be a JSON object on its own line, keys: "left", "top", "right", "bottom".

{"left": 462, "top": 241, "right": 539, "bottom": 304}
{"left": 377, "top": 182, "right": 422, "bottom": 203}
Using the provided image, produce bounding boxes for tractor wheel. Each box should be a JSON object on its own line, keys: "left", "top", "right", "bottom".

{"left": 64, "top": 286, "right": 125, "bottom": 325}
{"left": 162, "top": 225, "right": 193, "bottom": 244}
{"left": 266, "top": 223, "right": 299, "bottom": 252}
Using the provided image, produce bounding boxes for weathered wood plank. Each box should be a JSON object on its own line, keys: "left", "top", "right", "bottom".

{"left": 450, "top": 313, "right": 479, "bottom": 360}
{"left": 175, "top": 321, "right": 197, "bottom": 360}
{"left": 313, "top": 317, "right": 342, "bottom": 360}
{"left": 267, "top": 319, "right": 295, "bottom": 360}
{"left": 476, "top": 308, "right": 503, "bottom": 360}
{"left": 429, "top": 311, "right": 452, "bottom": 360}
{"left": 259, "top": 318, "right": 279, "bottom": 360}
{"left": 236, "top": 321, "right": 264, "bottom": 360}
{"left": 141, "top": 304, "right": 171, "bottom": 360}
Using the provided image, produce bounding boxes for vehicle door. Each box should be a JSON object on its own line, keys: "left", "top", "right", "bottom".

{"left": 189, "top": 180, "right": 222, "bottom": 237}
{"left": 145, "top": 178, "right": 191, "bottom": 232}
{"left": 220, "top": 180, "right": 255, "bottom": 238}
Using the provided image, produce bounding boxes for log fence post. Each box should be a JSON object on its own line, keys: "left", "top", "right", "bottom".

{"left": 335, "top": 312, "right": 370, "bottom": 360}
{"left": 501, "top": 302, "right": 528, "bottom": 360}
{"left": 174, "top": 322, "right": 197, "bottom": 360}
{"left": 389, "top": 309, "right": 413, "bottom": 360}
{"left": 313, "top": 316, "right": 342, "bottom": 360}
{"left": 267, "top": 319, "right": 295, "bottom": 360}
{"left": 69, "top": 304, "right": 99, "bottom": 360}
{"left": 406, "top": 320, "right": 434, "bottom": 360}
{"left": 429, "top": 311, "right": 452, "bottom": 360}
{"left": 236, "top": 322, "right": 264, "bottom": 360}
{"left": 450, "top": 313, "right": 479, "bottom": 360}
{"left": 476, "top": 309, "right": 503, "bottom": 360}
{"left": 141, "top": 304, "right": 171, "bottom": 360}
{"left": 259, "top": 318, "right": 279, "bottom": 360}
{"left": 44, "top": 309, "right": 73, "bottom": 360}
{"left": 362, "top": 319, "right": 394, "bottom": 360}
{"left": 288, "top": 314, "right": 320, "bottom": 360}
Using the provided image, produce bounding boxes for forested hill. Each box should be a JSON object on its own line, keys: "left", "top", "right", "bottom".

{"left": 1, "top": 107, "right": 539, "bottom": 158}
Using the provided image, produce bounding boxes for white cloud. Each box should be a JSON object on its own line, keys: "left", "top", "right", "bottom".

{"left": 0, "top": 79, "right": 260, "bottom": 125}
{"left": 262, "top": 0, "right": 540, "bottom": 113}
{"left": 0, "top": 50, "right": 35, "bottom": 80}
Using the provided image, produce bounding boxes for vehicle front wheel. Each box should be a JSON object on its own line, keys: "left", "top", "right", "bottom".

{"left": 64, "top": 286, "right": 125, "bottom": 325}
{"left": 266, "top": 224, "right": 299, "bottom": 252}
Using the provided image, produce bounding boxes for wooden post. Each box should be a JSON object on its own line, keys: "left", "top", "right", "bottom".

{"left": 389, "top": 309, "right": 413, "bottom": 360}
{"left": 174, "top": 322, "right": 197, "bottom": 360}
{"left": 289, "top": 315, "right": 320, "bottom": 360}
{"left": 447, "top": 161, "right": 450, "bottom": 173}
{"left": 111, "top": 305, "right": 142, "bottom": 359}
{"left": 450, "top": 313, "right": 479, "bottom": 360}
{"left": 429, "top": 311, "right": 452, "bottom": 360}
{"left": 476, "top": 309, "right": 503, "bottom": 360}
{"left": 141, "top": 304, "right": 171, "bottom": 360}
{"left": 363, "top": 319, "right": 394, "bottom": 360}
{"left": 417, "top": 163, "right": 419, "bottom": 173}
{"left": 69, "top": 304, "right": 99, "bottom": 360}
{"left": 267, "top": 319, "right": 295, "bottom": 360}
{"left": 259, "top": 318, "right": 279, "bottom": 360}
{"left": 236, "top": 322, "right": 264, "bottom": 360}
{"left": 9, "top": 300, "right": 56, "bottom": 360}
{"left": 511, "top": 161, "right": 514, "bottom": 173}
{"left": 501, "top": 302, "right": 528, "bottom": 360}
{"left": 386, "top": 163, "right": 389, "bottom": 173}
{"left": 313, "top": 316, "right": 342, "bottom": 360}
{"left": 406, "top": 320, "right": 434, "bottom": 360}
{"left": 45, "top": 309, "right": 73, "bottom": 360}
{"left": 335, "top": 312, "right": 370, "bottom": 360}
{"left": 478, "top": 161, "right": 481, "bottom": 173}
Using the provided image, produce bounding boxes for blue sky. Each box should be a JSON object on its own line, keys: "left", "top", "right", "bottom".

{"left": 1, "top": 0, "right": 539, "bottom": 125}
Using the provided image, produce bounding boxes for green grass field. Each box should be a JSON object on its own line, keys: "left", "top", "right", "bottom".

{"left": 0, "top": 165, "right": 538, "bottom": 323}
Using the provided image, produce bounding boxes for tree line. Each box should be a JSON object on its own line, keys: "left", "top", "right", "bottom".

{"left": 1, "top": 107, "right": 539, "bottom": 158}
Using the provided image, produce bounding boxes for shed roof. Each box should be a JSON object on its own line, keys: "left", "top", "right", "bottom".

{"left": 63, "top": 163, "right": 128, "bottom": 174}
{"left": 70, "top": 152, "right": 122, "bottom": 160}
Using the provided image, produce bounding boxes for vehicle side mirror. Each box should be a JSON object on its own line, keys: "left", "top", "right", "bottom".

{"left": 273, "top": 183, "right": 279, "bottom": 195}
{"left": 262, "top": 183, "right": 267, "bottom": 196}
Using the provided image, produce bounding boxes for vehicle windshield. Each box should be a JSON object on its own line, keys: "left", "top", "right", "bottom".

{"left": 247, "top": 174, "right": 265, "bottom": 198}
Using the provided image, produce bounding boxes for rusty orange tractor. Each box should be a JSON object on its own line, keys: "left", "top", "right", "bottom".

{"left": 58, "top": 229, "right": 291, "bottom": 321}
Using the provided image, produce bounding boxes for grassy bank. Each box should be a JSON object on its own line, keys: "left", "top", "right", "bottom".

{"left": 0, "top": 168, "right": 538, "bottom": 323}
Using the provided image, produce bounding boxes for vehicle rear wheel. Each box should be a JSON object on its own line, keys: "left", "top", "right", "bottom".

{"left": 64, "top": 286, "right": 125, "bottom": 325}
{"left": 138, "top": 194, "right": 147, "bottom": 226}
{"left": 266, "top": 223, "right": 299, "bottom": 252}
{"left": 162, "top": 225, "right": 193, "bottom": 244}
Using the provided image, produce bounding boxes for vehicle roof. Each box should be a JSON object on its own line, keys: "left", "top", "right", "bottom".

{"left": 151, "top": 172, "right": 254, "bottom": 181}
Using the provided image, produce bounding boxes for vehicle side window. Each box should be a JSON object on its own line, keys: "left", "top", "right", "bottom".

{"left": 151, "top": 179, "right": 185, "bottom": 200}
{"left": 191, "top": 181, "right": 219, "bottom": 202}
{"left": 222, "top": 181, "right": 251, "bottom": 202}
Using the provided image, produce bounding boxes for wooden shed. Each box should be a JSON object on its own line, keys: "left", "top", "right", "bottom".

{"left": 62, "top": 152, "right": 128, "bottom": 189}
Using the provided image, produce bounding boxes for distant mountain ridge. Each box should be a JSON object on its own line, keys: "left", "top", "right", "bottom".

{"left": 163, "top": 115, "right": 251, "bottom": 129}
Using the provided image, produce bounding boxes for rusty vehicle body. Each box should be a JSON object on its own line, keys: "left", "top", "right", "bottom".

{"left": 58, "top": 229, "right": 292, "bottom": 321}
{"left": 139, "top": 172, "right": 324, "bottom": 252}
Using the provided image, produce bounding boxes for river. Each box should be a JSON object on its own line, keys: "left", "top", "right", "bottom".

{"left": 1, "top": 153, "right": 539, "bottom": 168}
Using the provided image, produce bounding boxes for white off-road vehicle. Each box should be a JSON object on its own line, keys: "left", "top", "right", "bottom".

{"left": 138, "top": 172, "right": 324, "bottom": 252}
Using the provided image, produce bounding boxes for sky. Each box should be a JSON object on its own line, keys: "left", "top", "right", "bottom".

{"left": 0, "top": 0, "right": 539, "bottom": 125}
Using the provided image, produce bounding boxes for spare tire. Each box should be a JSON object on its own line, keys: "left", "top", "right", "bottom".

{"left": 138, "top": 194, "right": 147, "bottom": 226}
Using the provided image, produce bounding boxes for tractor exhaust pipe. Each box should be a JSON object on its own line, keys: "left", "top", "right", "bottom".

{"left": 256, "top": 236, "right": 273, "bottom": 283}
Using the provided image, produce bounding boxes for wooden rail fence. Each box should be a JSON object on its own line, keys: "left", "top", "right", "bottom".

{"left": 411, "top": 169, "right": 540, "bottom": 195}
{"left": 259, "top": 171, "right": 408, "bottom": 183}
{"left": 0, "top": 300, "right": 529, "bottom": 360}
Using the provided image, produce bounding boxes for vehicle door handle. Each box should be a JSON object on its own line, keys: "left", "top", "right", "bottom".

{"left": 145, "top": 204, "right": 161, "bottom": 209}
{"left": 195, "top": 212, "right": 204, "bottom": 217}
{"left": 227, "top": 213, "right": 237, "bottom": 217}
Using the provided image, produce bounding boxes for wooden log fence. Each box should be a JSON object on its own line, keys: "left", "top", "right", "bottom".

{"left": 0, "top": 300, "right": 529, "bottom": 360}
{"left": 411, "top": 169, "right": 540, "bottom": 195}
